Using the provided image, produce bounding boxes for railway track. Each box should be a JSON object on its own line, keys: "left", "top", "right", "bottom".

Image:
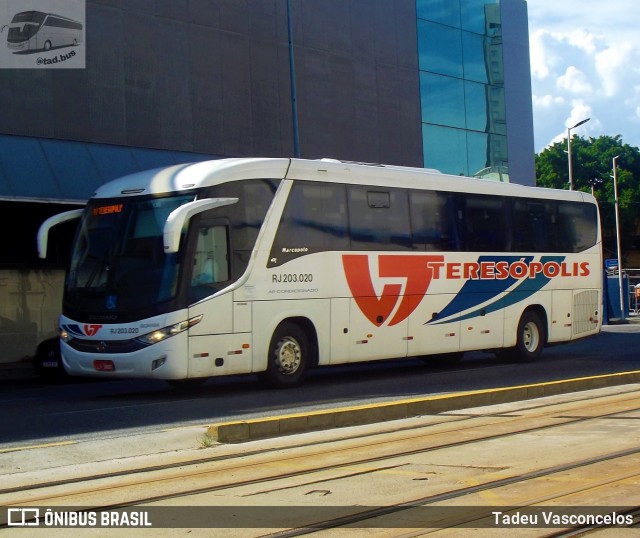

{"left": 2, "top": 386, "right": 639, "bottom": 536}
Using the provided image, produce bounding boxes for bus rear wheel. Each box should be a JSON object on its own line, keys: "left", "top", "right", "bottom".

{"left": 262, "top": 322, "right": 310, "bottom": 388}
{"left": 499, "top": 311, "right": 544, "bottom": 362}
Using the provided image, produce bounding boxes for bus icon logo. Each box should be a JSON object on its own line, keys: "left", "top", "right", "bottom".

{"left": 343, "top": 254, "right": 444, "bottom": 327}
{"left": 83, "top": 324, "right": 103, "bottom": 336}
{"left": 2, "top": 11, "right": 82, "bottom": 53}
{"left": 8, "top": 508, "right": 40, "bottom": 526}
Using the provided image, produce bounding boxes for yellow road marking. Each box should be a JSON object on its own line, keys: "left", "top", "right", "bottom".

{"left": 0, "top": 441, "right": 77, "bottom": 454}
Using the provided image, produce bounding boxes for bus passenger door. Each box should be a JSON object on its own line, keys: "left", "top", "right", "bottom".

{"left": 186, "top": 221, "right": 251, "bottom": 377}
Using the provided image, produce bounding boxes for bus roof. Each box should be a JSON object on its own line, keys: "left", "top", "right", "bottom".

{"left": 11, "top": 11, "right": 81, "bottom": 24}
{"left": 91, "top": 157, "right": 595, "bottom": 204}
{"left": 91, "top": 159, "right": 291, "bottom": 199}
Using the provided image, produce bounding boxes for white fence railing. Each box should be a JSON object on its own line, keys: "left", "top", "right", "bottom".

{"left": 622, "top": 268, "right": 640, "bottom": 316}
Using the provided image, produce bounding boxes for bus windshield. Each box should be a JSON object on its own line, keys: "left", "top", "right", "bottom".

{"left": 7, "top": 12, "right": 44, "bottom": 43}
{"left": 65, "top": 195, "right": 194, "bottom": 318}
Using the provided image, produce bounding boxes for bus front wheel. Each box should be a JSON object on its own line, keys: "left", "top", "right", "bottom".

{"left": 499, "top": 311, "right": 544, "bottom": 362}
{"left": 262, "top": 322, "right": 310, "bottom": 388}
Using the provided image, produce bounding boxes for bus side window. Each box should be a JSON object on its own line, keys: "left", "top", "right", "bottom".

{"left": 556, "top": 202, "right": 597, "bottom": 253}
{"left": 512, "top": 199, "right": 551, "bottom": 252}
{"left": 456, "top": 194, "right": 506, "bottom": 252}
{"left": 269, "top": 182, "right": 348, "bottom": 266}
{"left": 213, "top": 179, "right": 280, "bottom": 279}
{"left": 348, "top": 187, "right": 411, "bottom": 251}
{"left": 410, "top": 190, "right": 454, "bottom": 251}
{"left": 190, "top": 225, "right": 230, "bottom": 299}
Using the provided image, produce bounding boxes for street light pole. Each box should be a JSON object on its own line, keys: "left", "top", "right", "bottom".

{"left": 567, "top": 117, "right": 590, "bottom": 190}
{"left": 588, "top": 178, "right": 602, "bottom": 196}
{"left": 613, "top": 155, "right": 626, "bottom": 321}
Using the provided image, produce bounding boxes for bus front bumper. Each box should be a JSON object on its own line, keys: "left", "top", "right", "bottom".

{"left": 7, "top": 41, "right": 28, "bottom": 51}
{"left": 60, "top": 334, "right": 189, "bottom": 380}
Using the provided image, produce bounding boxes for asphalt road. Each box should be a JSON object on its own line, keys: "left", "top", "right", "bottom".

{"left": 1, "top": 325, "right": 638, "bottom": 448}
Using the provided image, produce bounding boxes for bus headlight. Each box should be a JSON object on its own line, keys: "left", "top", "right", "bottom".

{"left": 60, "top": 328, "right": 73, "bottom": 343}
{"left": 135, "top": 315, "right": 203, "bottom": 345}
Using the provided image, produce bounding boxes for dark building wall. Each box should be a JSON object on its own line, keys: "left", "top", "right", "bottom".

{"left": 0, "top": 0, "right": 423, "bottom": 167}
{"left": 293, "top": 0, "right": 422, "bottom": 165}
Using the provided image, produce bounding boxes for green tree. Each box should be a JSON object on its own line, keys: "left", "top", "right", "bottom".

{"left": 535, "top": 135, "right": 640, "bottom": 260}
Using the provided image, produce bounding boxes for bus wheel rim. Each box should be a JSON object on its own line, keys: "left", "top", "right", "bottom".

{"left": 523, "top": 322, "right": 539, "bottom": 352}
{"left": 275, "top": 337, "right": 301, "bottom": 375}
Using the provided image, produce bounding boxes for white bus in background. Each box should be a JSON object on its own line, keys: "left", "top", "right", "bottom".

{"left": 2, "top": 11, "right": 82, "bottom": 52}
{"left": 38, "top": 158, "right": 603, "bottom": 388}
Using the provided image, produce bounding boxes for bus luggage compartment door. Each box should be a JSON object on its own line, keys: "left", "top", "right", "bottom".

{"left": 348, "top": 295, "right": 408, "bottom": 363}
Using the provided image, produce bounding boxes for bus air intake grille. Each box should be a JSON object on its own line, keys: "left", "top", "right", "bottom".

{"left": 66, "top": 338, "right": 148, "bottom": 354}
{"left": 573, "top": 290, "right": 599, "bottom": 335}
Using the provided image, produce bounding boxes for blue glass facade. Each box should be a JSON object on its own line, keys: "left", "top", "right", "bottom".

{"left": 417, "top": 0, "right": 509, "bottom": 179}
{"left": 0, "top": 135, "right": 221, "bottom": 202}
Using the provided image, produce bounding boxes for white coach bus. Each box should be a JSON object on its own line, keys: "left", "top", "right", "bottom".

{"left": 38, "top": 158, "right": 602, "bottom": 387}
{"left": 3, "top": 11, "right": 82, "bottom": 52}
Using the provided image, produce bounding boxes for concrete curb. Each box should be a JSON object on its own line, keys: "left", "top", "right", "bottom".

{"left": 207, "top": 370, "right": 640, "bottom": 443}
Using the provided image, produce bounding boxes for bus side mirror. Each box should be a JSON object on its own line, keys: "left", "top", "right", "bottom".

{"left": 37, "top": 209, "right": 84, "bottom": 259}
{"left": 163, "top": 198, "right": 238, "bottom": 254}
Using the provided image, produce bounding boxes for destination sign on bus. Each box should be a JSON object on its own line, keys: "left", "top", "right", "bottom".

{"left": 92, "top": 204, "right": 123, "bottom": 216}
